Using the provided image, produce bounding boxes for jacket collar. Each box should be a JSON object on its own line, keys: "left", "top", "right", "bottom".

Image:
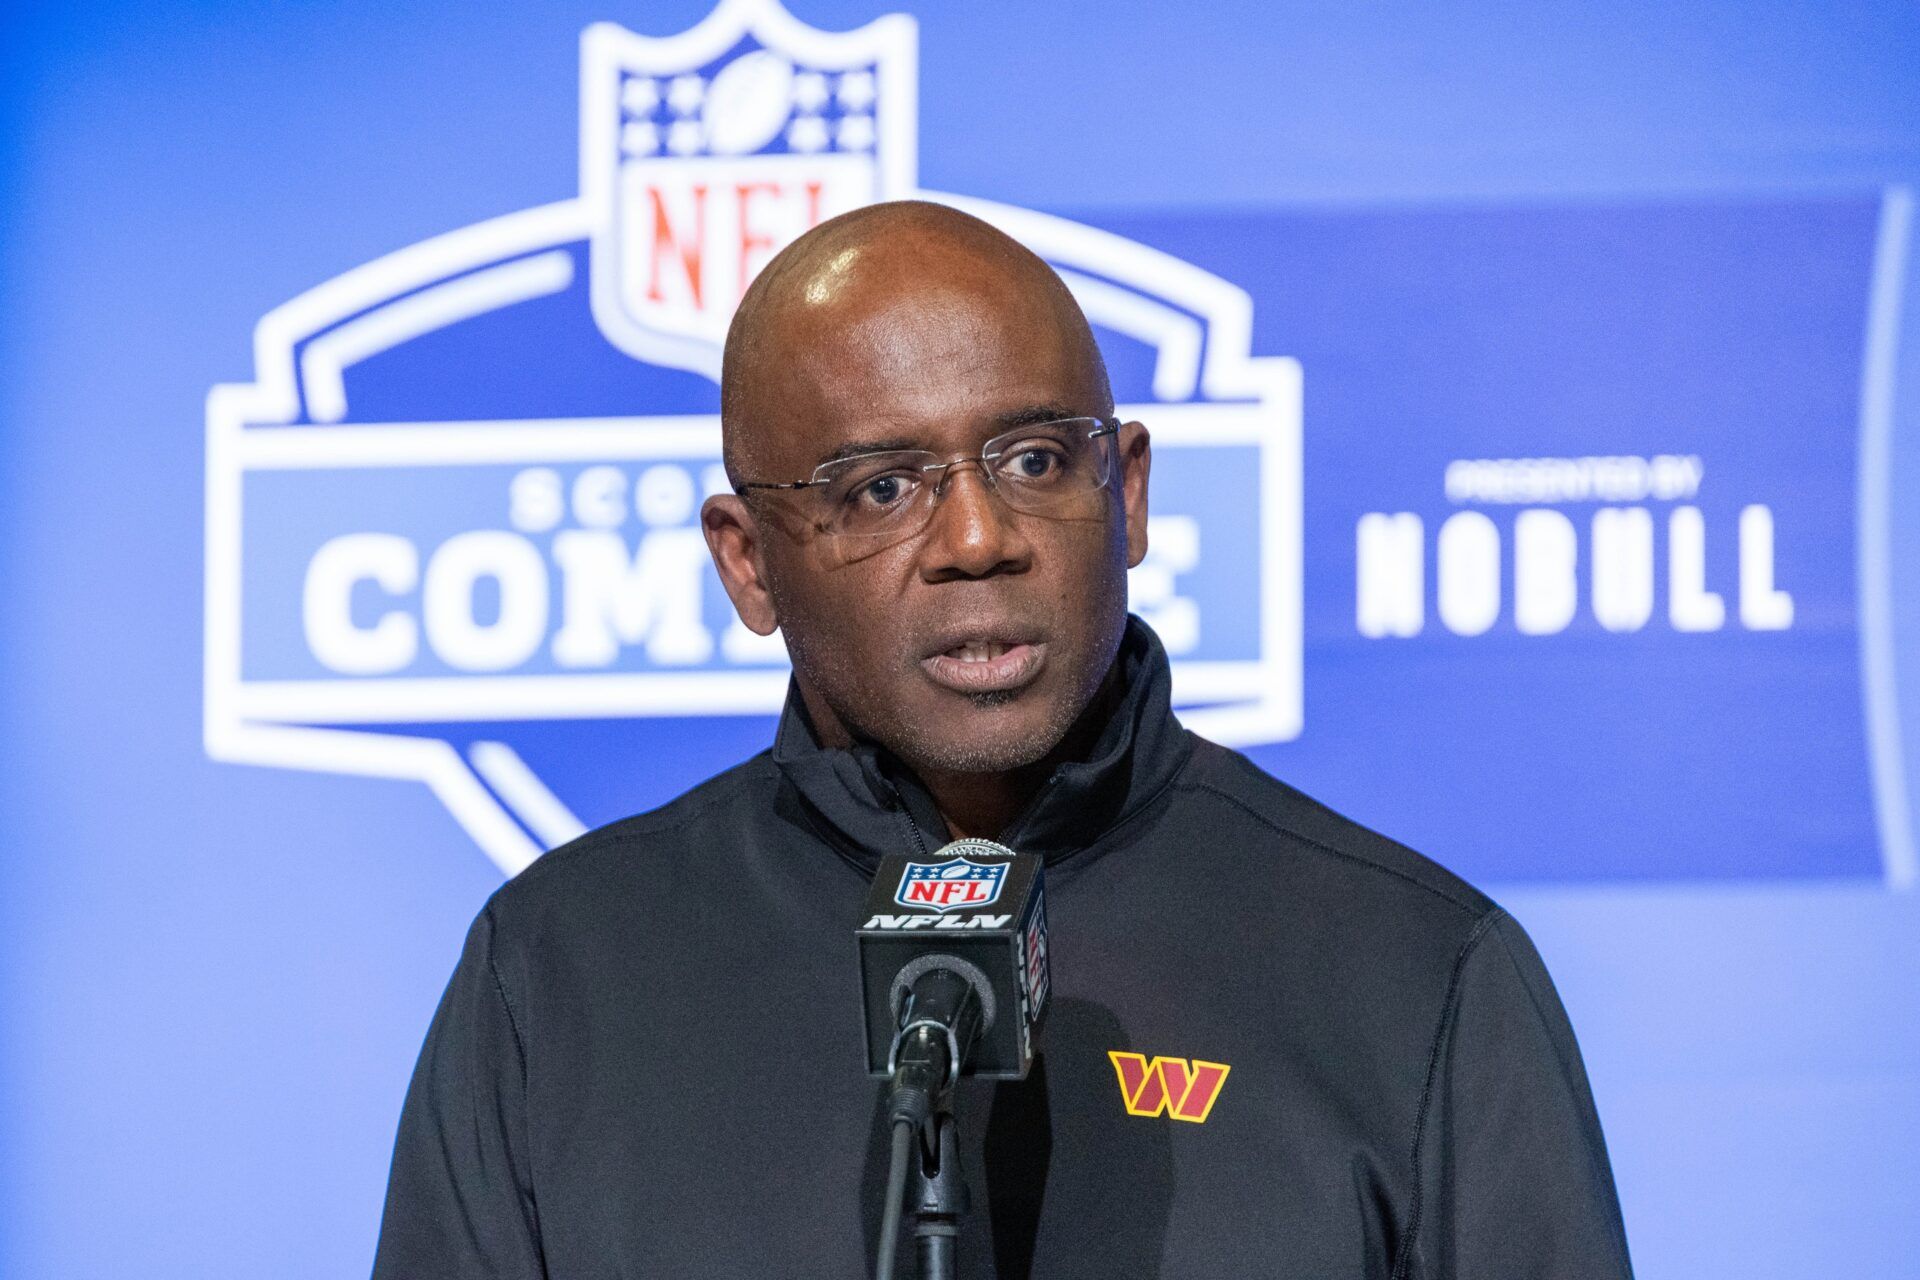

{"left": 769, "top": 615, "right": 1193, "bottom": 872}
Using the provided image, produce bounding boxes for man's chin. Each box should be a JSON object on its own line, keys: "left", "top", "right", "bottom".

{"left": 888, "top": 697, "right": 1077, "bottom": 776}
{"left": 958, "top": 687, "right": 1022, "bottom": 710}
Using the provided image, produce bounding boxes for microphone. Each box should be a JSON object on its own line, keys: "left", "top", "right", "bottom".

{"left": 859, "top": 838, "right": 1049, "bottom": 1280}
{"left": 857, "top": 837, "right": 1051, "bottom": 1114}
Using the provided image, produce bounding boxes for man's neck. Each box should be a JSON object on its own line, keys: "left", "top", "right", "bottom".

{"left": 912, "top": 664, "right": 1121, "bottom": 841}
{"left": 794, "top": 649, "right": 1126, "bottom": 843}
{"left": 914, "top": 758, "right": 1050, "bottom": 841}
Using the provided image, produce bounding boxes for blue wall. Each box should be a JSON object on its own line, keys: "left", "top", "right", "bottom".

{"left": 3, "top": 2, "right": 1918, "bottom": 1276}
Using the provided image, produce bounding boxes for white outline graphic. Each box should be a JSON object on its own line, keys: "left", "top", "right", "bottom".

{"left": 205, "top": 0, "right": 1303, "bottom": 876}
{"left": 302, "top": 252, "right": 576, "bottom": 423}
{"left": 1858, "top": 186, "right": 1915, "bottom": 889}
{"left": 469, "top": 742, "right": 590, "bottom": 848}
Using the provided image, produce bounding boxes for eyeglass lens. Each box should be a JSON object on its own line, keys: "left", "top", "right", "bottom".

{"left": 816, "top": 419, "right": 1112, "bottom": 539}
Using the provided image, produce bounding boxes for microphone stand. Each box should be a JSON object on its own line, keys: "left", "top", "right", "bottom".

{"left": 908, "top": 1107, "right": 967, "bottom": 1280}
{"left": 879, "top": 961, "right": 987, "bottom": 1280}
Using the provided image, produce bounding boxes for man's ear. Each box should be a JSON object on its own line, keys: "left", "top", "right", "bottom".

{"left": 701, "top": 494, "right": 779, "bottom": 635}
{"left": 1118, "top": 420, "right": 1152, "bottom": 569}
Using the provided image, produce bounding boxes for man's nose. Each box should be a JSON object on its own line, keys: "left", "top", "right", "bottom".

{"left": 919, "top": 462, "right": 1032, "bottom": 581}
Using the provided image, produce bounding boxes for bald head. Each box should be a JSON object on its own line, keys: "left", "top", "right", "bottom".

{"left": 719, "top": 200, "right": 1111, "bottom": 481}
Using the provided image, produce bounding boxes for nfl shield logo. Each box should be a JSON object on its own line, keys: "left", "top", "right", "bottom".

{"left": 205, "top": 0, "right": 1303, "bottom": 880}
{"left": 896, "top": 857, "right": 1008, "bottom": 913}
{"left": 580, "top": 0, "right": 916, "bottom": 378}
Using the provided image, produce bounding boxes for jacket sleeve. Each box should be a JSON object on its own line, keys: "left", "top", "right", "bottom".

{"left": 371, "top": 904, "right": 545, "bottom": 1280}
{"left": 1403, "top": 910, "right": 1634, "bottom": 1280}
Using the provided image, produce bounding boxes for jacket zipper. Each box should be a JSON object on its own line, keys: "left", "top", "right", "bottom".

{"left": 888, "top": 790, "right": 932, "bottom": 859}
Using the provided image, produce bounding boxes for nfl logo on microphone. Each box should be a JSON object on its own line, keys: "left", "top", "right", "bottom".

{"left": 896, "top": 858, "right": 1009, "bottom": 913}
{"left": 204, "top": 0, "right": 1303, "bottom": 877}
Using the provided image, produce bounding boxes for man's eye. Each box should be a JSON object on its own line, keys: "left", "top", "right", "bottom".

{"left": 1007, "top": 446, "right": 1062, "bottom": 479}
{"left": 853, "top": 473, "right": 912, "bottom": 506}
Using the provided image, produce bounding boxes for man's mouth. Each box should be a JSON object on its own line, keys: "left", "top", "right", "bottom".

{"left": 920, "top": 638, "right": 1048, "bottom": 695}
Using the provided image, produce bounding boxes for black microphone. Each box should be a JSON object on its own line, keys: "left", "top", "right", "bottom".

{"left": 857, "top": 837, "right": 1051, "bottom": 1118}
{"left": 860, "top": 838, "right": 1049, "bottom": 1280}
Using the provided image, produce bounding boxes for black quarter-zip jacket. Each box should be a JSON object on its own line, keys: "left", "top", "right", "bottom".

{"left": 372, "top": 619, "right": 1634, "bottom": 1279}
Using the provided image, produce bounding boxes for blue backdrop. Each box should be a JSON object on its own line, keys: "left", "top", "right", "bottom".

{"left": 3, "top": 2, "right": 1918, "bottom": 1276}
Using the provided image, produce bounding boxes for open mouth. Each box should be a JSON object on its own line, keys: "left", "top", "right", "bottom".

{"left": 919, "top": 638, "right": 1048, "bottom": 695}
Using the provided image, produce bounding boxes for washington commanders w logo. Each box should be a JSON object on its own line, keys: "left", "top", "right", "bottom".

{"left": 1108, "top": 1051, "right": 1231, "bottom": 1123}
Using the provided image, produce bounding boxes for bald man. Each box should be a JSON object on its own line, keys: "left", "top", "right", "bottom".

{"left": 372, "top": 203, "right": 1633, "bottom": 1279}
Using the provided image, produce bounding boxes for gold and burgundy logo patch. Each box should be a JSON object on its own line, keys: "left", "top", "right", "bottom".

{"left": 1107, "top": 1051, "right": 1231, "bottom": 1123}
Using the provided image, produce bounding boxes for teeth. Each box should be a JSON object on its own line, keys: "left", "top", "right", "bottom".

{"left": 948, "top": 641, "right": 1009, "bottom": 663}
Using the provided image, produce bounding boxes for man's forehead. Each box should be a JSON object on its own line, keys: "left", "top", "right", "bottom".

{"left": 733, "top": 280, "right": 1097, "bottom": 462}
{"left": 720, "top": 202, "right": 1109, "bottom": 472}
{"left": 751, "top": 323, "right": 1099, "bottom": 471}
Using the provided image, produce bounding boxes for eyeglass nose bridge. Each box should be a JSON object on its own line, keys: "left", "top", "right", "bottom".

{"left": 922, "top": 451, "right": 1002, "bottom": 500}
{"left": 919, "top": 454, "right": 1037, "bottom": 538}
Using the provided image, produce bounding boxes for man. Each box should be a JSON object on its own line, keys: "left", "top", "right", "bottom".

{"left": 372, "top": 202, "right": 1634, "bottom": 1278}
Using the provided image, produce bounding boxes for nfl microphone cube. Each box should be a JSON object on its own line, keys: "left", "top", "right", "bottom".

{"left": 857, "top": 840, "right": 1049, "bottom": 1080}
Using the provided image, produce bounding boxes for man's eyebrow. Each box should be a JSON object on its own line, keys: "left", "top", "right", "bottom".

{"left": 813, "top": 437, "right": 923, "bottom": 467}
{"left": 808, "top": 407, "right": 1090, "bottom": 468}
{"left": 992, "top": 403, "right": 1086, "bottom": 431}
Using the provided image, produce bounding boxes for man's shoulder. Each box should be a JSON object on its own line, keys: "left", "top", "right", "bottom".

{"left": 486, "top": 751, "right": 782, "bottom": 915}
{"left": 1172, "top": 734, "right": 1498, "bottom": 929}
